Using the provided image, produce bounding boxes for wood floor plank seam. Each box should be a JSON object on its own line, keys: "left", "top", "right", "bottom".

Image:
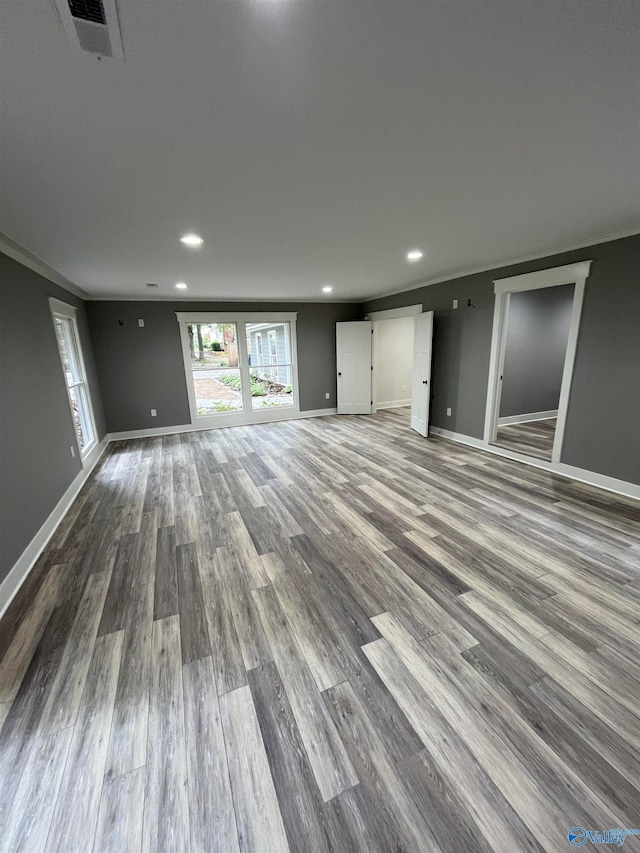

{"left": 1, "top": 407, "right": 638, "bottom": 853}
{"left": 142, "top": 614, "right": 190, "bottom": 853}
{"left": 45, "top": 630, "right": 125, "bottom": 853}
{"left": 219, "top": 683, "right": 290, "bottom": 853}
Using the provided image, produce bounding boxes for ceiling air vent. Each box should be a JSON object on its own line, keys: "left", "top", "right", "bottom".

{"left": 52, "top": 0, "right": 124, "bottom": 61}
{"left": 69, "top": 0, "right": 106, "bottom": 25}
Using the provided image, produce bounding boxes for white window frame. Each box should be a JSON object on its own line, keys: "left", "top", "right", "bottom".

{"left": 483, "top": 261, "right": 591, "bottom": 463}
{"left": 176, "top": 312, "right": 300, "bottom": 428}
{"left": 50, "top": 297, "right": 97, "bottom": 461}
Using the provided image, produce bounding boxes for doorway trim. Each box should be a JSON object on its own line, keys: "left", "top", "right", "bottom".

{"left": 367, "top": 305, "right": 422, "bottom": 413}
{"left": 365, "top": 304, "right": 422, "bottom": 322}
{"left": 483, "top": 261, "right": 591, "bottom": 463}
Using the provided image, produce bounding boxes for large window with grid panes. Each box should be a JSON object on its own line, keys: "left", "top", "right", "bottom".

{"left": 177, "top": 312, "right": 299, "bottom": 428}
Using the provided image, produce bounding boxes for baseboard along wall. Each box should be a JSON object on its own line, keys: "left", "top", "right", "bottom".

{"left": 107, "top": 407, "right": 338, "bottom": 441}
{"left": 3, "top": 411, "right": 638, "bottom": 622}
{"left": 0, "top": 408, "right": 335, "bottom": 618}
{"left": 376, "top": 399, "right": 411, "bottom": 411}
{"left": 0, "top": 437, "right": 109, "bottom": 620}
{"left": 497, "top": 409, "right": 558, "bottom": 426}
{"left": 429, "top": 425, "right": 640, "bottom": 500}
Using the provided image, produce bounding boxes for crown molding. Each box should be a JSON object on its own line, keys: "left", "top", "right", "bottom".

{"left": 0, "top": 232, "right": 88, "bottom": 299}
{"left": 2, "top": 224, "right": 638, "bottom": 306}
{"left": 82, "top": 294, "right": 359, "bottom": 303}
{"left": 367, "top": 226, "right": 640, "bottom": 302}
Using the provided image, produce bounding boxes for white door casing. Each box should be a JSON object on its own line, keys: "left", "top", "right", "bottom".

{"left": 410, "top": 311, "right": 434, "bottom": 437}
{"left": 336, "top": 321, "right": 372, "bottom": 414}
{"left": 483, "top": 261, "right": 591, "bottom": 463}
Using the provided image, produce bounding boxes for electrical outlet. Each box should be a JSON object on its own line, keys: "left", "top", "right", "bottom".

{"left": 70, "top": 446, "right": 75, "bottom": 458}
{"left": 453, "top": 299, "right": 458, "bottom": 309}
{"left": 138, "top": 318, "right": 145, "bottom": 327}
{"left": 325, "top": 392, "right": 330, "bottom": 399}
{"left": 151, "top": 408, "right": 157, "bottom": 417}
{"left": 446, "top": 407, "right": 452, "bottom": 416}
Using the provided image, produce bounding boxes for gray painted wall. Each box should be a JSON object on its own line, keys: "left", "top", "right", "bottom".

{"left": 0, "top": 253, "right": 106, "bottom": 583}
{"left": 86, "top": 300, "right": 361, "bottom": 433}
{"left": 363, "top": 234, "right": 640, "bottom": 485}
{"left": 499, "top": 284, "right": 573, "bottom": 418}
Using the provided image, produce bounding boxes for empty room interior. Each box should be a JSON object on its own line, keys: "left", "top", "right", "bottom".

{"left": 1, "top": 2, "right": 640, "bottom": 851}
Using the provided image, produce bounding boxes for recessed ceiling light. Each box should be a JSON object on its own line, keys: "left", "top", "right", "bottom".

{"left": 406, "top": 250, "right": 424, "bottom": 261}
{"left": 180, "top": 233, "right": 203, "bottom": 247}
{"left": 175, "top": 282, "right": 188, "bottom": 289}
{"left": 322, "top": 285, "right": 333, "bottom": 293}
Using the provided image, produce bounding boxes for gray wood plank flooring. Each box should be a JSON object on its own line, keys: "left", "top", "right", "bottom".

{"left": 0, "top": 408, "right": 639, "bottom": 852}
{"left": 494, "top": 417, "right": 557, "bottom": 460}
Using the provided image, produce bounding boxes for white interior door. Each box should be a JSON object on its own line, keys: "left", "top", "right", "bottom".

{"left": 410, "top": 311, "right": 434, "bottom": 436}
{"left": 336, "top": 321, "right": 372, "bottom": 414}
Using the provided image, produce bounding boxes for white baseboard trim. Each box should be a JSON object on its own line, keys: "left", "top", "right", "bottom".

{"left": 107, "top": 407, "right": 339, "bottom": 442}
{"left": 429, "top": 427, "right": 486, "bottom": 449}
{"left": 429, "top": 426, "right": 640, "bottom": 500}
{"left": 376, "top": 399, "right": 412, "bottom": 411}
{"left": 0, "top": 437, "right": 110, "bottom": 621}
{"left": 6, "top": 413, "right": 635, "bottom": 626}
{"left": 498, "top": 410, "right": 558, "bottom": 426}
{"left": 1, "top": 408, "right": 340, "bottom": 619}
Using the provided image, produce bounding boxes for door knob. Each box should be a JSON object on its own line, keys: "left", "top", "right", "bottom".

{"left": 338, "top": 372, "right": 342, "bottom": 376}
{"left": 422, "top": 380, "right": 428, "bottom": 385}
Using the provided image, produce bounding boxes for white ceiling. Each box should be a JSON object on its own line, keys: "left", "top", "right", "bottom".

{"left": 2, "top": 0, "right": 639, "bottom": 301}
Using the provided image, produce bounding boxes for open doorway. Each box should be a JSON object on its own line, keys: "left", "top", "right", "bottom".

{"left": 336, "top": 306, "right": 433, "bottom": 434}
{"left": 372, "top": 315, "right": 415, "bottom": 411}
{"left": 493, "top": 283, "right": 574, "bottom": 460}
{"left": 365, "top": 304, "right": 434, "bottom": 436}
{"left": 484, "top": 261, "right": 591, "bottom": 464}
